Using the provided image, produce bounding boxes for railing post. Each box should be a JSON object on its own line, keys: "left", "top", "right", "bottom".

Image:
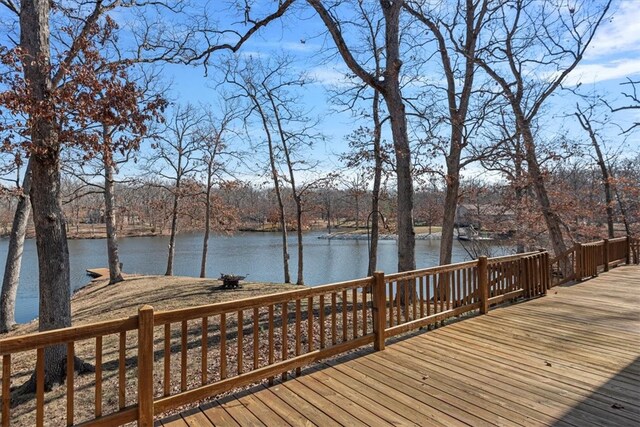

{"left": 138, "top": 305, "right": 154, "bottom": 427}
{"left": 576, "top": 244, "right": 583, "bottom": 282}
{"left": 626, "top": 235, "right": 631, "bottom": 265}
{"left": 539, "top": 249, "right": 548, "bottom": 295}
{"left": 603, "top": 239, "right": 609, "bottom": 272}
{"left": 478, "top": 257, "right": 489, "bottom": 314}
{"left": 372, "top": 271, "right": 386, "bottom": 351}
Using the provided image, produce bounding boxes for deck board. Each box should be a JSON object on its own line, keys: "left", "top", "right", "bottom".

{"left": 159, "top": 265, "right": 640, "bottom": 426}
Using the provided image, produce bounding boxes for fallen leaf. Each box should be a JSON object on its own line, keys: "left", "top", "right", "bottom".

{"left": 612, "top": 403, "right": 625, "bottom": 410}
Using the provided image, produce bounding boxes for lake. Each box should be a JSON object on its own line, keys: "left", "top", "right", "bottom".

{"left": 0, "top": 231, "right": 492, "bottom": 324}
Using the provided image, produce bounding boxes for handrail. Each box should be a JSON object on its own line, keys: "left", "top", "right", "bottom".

{"left": 0, "top": 316, "right": 138, "bottom": 355}
{"left": 383, "top": 260, "right": 477, "bottom": 282}
{"left": 487, "top": 250, "right": 541, "bottom": 264}
{"left": 0, "top": 235, "right": 636, "bottom": 426}
{"left": 154, "top": 276, "right": 372, "bottom": 325}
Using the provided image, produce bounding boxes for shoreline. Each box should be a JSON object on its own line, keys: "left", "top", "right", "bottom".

{"left": 8, "top": 272, "right": 304, "bottom": 336}
{"left": 319, "top": 231, "right": 445, "bottom": 241}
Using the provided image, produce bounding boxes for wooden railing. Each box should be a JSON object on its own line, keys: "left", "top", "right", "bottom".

{"left": 550, "top": 236, "right": 637, "bottom": 285}
{"left": 0, "top": 236, "right": 636, "bottom": 426}
{"left": 382, "top": 260, "right": 480, "bottom": 338}
{"left": 631, "top": 237, "right": 640, "bottom": 264}
{"left": 150, "top": 277, "right": 374, "bottom": 417}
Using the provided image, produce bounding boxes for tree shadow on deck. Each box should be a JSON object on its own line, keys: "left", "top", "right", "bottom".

{"left": 552, "top": 356, "right": 640, "bottom": 426}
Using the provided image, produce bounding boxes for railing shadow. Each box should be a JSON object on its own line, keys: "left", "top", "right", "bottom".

{"left": 552, "top": 356, "right": 640, "bottom": 426}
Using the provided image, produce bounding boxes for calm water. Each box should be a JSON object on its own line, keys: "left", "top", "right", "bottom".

{"left": 1, "top": 232, "right": 485, "bottom": 324}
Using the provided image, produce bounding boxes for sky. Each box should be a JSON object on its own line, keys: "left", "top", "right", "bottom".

{"left": 157, "top": 0, "right": 640, "bottom": 177}
{"left": 0, "top": 0, "right": 638, "bottom": 183}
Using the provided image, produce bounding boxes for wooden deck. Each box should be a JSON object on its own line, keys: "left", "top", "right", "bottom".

{"left": 159, "top": 265, "right": 640, "bottom": 427}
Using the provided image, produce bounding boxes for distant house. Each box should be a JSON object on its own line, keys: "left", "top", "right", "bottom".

{"left": 86, "top": 208, "right": 104, "bottom": 224}
{"left": 455, "top": 203, "right": 515, "bottom": 230}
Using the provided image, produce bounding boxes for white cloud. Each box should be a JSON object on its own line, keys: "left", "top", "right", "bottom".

{"left": 564, "top": 58, "right": 640, "bottom": 85}
{"left": 309, "top": 66, "right": 351, "bottom": 87}
{"left": 238, "top": 50, "right": 271, "bottom": 59}
{"left": 586, "top": 2, "right": 640, "bottom": 59}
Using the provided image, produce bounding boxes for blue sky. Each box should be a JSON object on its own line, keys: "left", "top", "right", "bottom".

{"left": 157, "top": 0, "right": 639, "bottom": 176}
{"left": 1, "top": 0, "right": 638, "bottom": 181}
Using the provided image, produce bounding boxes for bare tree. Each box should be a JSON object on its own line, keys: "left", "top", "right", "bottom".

{"left": 0, "top": 159, "right": 31, "bottom": 333}
{"left": 263, "top": 75, "right": 322, "bottom": 286}
{"left": 225, "top": 54, "right": 320, "bottom": 285}
{"left": 224, "top": 56, "right": 297, "bottom": 283}
{"left": 196, "top": 104, "right": 239, "bottom": 278}
{"left": 606, "top": 78, "right": 640, "bottom": 135}
{"left": 308, "top": 0, "right": 417, "bottom": 272}
{"left": 0, "top": 0, "right": 190, "bottom": 388}
{"left": 405, "top": 0, "right": 491, "bottom": 265}
{"left": 574, "top": 103, "right": 616, "bottom": 238}
{"left": 147, "top": 104, "right": 203, "bottom": 276}
{"left": 327, "top": 0, "right": 387, "bottom": 276}
{"left": 471, "top": 0, "right": 611, "bottom": 256}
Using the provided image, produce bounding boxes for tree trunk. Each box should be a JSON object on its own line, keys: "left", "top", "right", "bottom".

{"left": 103, "top": 138, "right": 124, "bottom": 284}
{"left": 0, "top": 161, "right": 32, "bottom": 333}
{"left": 382, "top": 0, "right": 415, "bottom": 273}
{"left": 514, "top": 167, "right": 526, "bottom": 253}
{"left": 368, "top": 90, "right": 383, "bottom": 277}
{"left": 520, "top": 122, "right": 567, "bottom": 256}
{"left": 166, "top": 190, "right": 179, "bottom": 276}
{"left": 200, "top": 164, "right": 213, "bottom": 278}
{"left": 295, "top": 199, "right": 304, "bottom": 286}
{"left": 354, "top": 194, "right": 360, "bottom": 228}
{"left": 439, "top": 139, "right": 462, "bottom": 265}
{"left": 266, "top": 144, "right": 290, "bottom": 284}
{"left": 255, "top": 94, "right": 290, "bottom": 283}
{"left": 18, "top": 0, "right": 72, "bottom": 388}
{"left": 613, "top": 184, "right": 630, "bottom": 236}
{"left": 269, "top": 92, "right": 303, "bottom": 285}
{"left": 576, "top": 111, "right": 615, "bottom": 238}
{"left": 326, "top": 199, "right": 332, "bottom": 234}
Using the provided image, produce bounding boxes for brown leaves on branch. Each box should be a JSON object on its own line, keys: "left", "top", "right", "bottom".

{"left": 0, "top": 18, "right": 166, "bottom": 164}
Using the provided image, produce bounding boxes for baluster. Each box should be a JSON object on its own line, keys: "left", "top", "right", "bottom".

{"left": 362, "top": 289, "right": 367, "bottom": 336}
{"left": 281, "top": 303, "right": 288, "bottom": 381}
{"left": 268, "top": 305, "right": 274, "bottom": 385}
{"left": 352, "top": 288, "right": 358, "bottom": 339}
{"left": 164, "top": 323, "right": 171, "bottom": 396}
{"left": 237, "top": 310, "right": 243, "bottom": 376}
{"left": 307, "top": 296, "right": 314, "bottom": 352}
{"left": 95, "top": 336, "right": 102, "bottom": 417}
{"left": 221, "top": 313, "right": 227, "bottom": 380}
{"left": 419, "top": 276, "right": 425, "bottom": 317}
{"left": 202, "top": 317, "right": 208, "bottom": 385}
{"left": 426, "top": 275, "right": 432, "bottom": 316}
{"left": 342, "top": 290, "right": 348, "bottom": 342}
{"left": 36, "top": 348, "right": 44, "bottom": 427}
{"left": 295, "top": 299, "right": 302, "bottom": 376}
{"left": 66, "top": 343, "right": 74, "bottom": 425}
{"left": 118, "top": 332, "right": 126, "bottom": 409}
{"left": 387, "top": 282, "right": 393, "bottom": 327}
{"left": 412, "top": 278, "right": 417, "bottom": 319}
{"left": 319, "top": 295, "right": 325, "bottom": 349}
{"left": 331, "top": 292, "right": 337, "bottom": 346}
{"left": 253, "top": 308, "right": 259, "bottom": 370}
{"left": 181, "top": 320, "right": 188, "bottom": 391}
{"left": 2, "top": 355, "right": 9, "bottom": 427}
